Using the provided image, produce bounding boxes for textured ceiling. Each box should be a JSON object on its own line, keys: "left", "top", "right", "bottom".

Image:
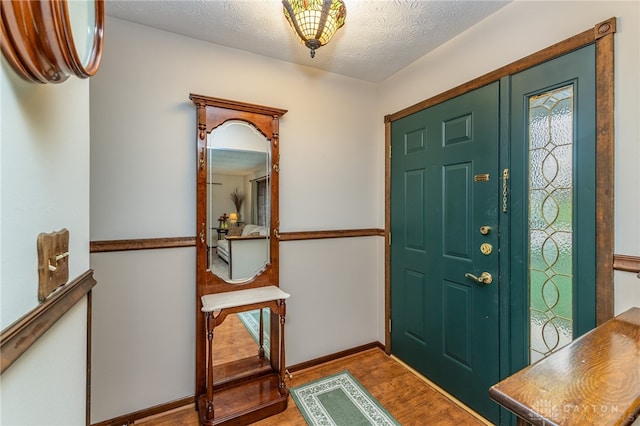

{"left": 210, "top": 149, "right": 267, "bottom": 175}
{"left": 105, "top": 0, "right": 510, "bottom": 83}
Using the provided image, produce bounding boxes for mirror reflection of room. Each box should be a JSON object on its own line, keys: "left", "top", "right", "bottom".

{"left": 212, "top": 309, "right": 272, "bottom": 368}
{"left": 207, "top": 120, "right": 271, "bottom": 282}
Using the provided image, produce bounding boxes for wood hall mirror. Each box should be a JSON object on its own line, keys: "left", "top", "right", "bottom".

{"left": 190, "top": 94, "right": 286, "bottom": 293}
{"left": 189, "top": 94, "right": 287, "bottom": 400}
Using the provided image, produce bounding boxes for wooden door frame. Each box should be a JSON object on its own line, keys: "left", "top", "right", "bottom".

{"left": 384, "top": 18, "right": 616, "bottom": 354}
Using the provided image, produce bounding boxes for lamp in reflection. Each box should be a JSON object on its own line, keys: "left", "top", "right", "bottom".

{"left": 282, "top": 0, "right": 347, "bottom": 58}
{"left": 228, "top": 213, "right": 238, "bottom": 226}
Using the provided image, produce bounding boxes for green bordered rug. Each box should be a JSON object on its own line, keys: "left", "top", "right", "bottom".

{"left": 237, "top": 309, "right": 270, "bottom": 357}
{"left": 291, "top": 370, "right": 401, "bottom": 426}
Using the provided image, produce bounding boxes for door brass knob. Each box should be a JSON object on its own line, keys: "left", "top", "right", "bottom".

{"left": 465, "top": 272, "right": 493, "bottom": 285}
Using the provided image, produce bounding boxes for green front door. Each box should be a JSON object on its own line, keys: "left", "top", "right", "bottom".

{"left": 391, "top": 82, "right": 501, "bottom": 423}
{"left": 390, "top": 45, "right": 597, "bottom": 425}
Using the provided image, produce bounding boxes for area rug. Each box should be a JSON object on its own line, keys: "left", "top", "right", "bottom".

{"left": 237, "top": 309, "right": 270, "bottom": 357}
{"left": 291, "top": 370, "right": 400, "bottom": 426}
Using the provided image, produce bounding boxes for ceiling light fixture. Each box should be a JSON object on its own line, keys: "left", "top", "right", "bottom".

{"left": 282, "top": 0, "right": 347, "bottom": 59}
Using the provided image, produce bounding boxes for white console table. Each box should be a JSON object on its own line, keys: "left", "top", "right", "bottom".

{"left": 198, "top": 285, "right": 290, "bottom": 425}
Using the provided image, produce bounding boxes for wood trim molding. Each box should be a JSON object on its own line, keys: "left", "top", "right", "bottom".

{"left": 595, "top": 20, "right": 616, "bottom": 323}
{"left": 287, "top": 341, "right": 385, "bottom": 373}
{"left": 91, "top": 395, "right": 195, "bottom": 426}
{"left": 90, "top": 236, "right": 196, "bottom": 253}
{"left": 0, "top": 269, "right": 97, "bottom": 374}
{"left": 278, "top": 228, "right": 384, "bottom": 241}
{"left": 613, "top": 254, "right": 640, "bottom": 274}
{"left": 86, "top": 239, "right": 640, "bottom": 275}
{"left": 388, "top": 18, "right": 616, "bottom": 123}
{"left": 87, "top": 291, "right": 93, "bottom": 426}
{"left": 384, "top": 118, "right": 392, "bottom": 355}
{"left": 89, "top": 229, "right": 384, "bottom": 253}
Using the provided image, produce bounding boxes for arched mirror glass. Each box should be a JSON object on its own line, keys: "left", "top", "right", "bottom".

{"left": 207, "top": 120, "right": 271, "bottom": 283}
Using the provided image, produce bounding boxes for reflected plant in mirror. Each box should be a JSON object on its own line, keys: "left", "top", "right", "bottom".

{"left": 207, "top": 120, "right": 271, "bottom": 283}
{"left": 230, "top": 187, "right": 246, "bottom": 221}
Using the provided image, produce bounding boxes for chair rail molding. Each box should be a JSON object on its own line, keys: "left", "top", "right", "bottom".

{"left": 89, "top": 229, "right": 385, "bottom": 253}
{"left": 0, "top": 269, "right": 97, "bottom": 374}
{"left": 613, "top": 254, "right": 640, "bottom": 278}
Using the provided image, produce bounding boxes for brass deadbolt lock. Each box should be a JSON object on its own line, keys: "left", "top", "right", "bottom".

{"left": 480, "top": 243, "right": 493, "bottom": 255}
{"left": 480, "top": 226, "right": 491, "bottom": 235}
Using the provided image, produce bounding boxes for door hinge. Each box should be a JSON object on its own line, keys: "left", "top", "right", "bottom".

{"left": 389, "top": 318, "right": 392, "bottom": 332}
{"left": 502, "top": 168, "right": 510, "bottom": 213}
{"left": 388, "top": 232, "right": 391, "bottom": 245}
{"left": 389, "top": 145, "right": 392, "bottom": 159}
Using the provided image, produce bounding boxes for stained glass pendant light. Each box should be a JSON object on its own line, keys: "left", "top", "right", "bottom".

{"left": 282, "top": 0, "right": 347, "bottom": 58}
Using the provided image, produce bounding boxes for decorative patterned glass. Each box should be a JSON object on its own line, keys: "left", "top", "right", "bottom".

{"left": 528, "top": 85, "right": 574, "bottom": 363}
{"left": 282, "top": 0, "right": 347, "bottom": 58}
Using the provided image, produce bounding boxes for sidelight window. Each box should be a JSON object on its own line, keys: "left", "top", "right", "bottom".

{"left": 528, "top": 85, "right": 575, "bottom": 363}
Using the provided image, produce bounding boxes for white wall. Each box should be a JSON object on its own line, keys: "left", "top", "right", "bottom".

{"left": 89, "top": 17, "right": 379, "bottom": 422}
{"left": 0, "top": 300, "right": 88, "bottom": 426}
{"left": 90, "top": 249, "right": 195, "bottom": 422}
{"left": 378, "top": 0, "right": 640, "bottom": 313}
{"left": 0, "top": 54, "right": 91, "bottom": 424}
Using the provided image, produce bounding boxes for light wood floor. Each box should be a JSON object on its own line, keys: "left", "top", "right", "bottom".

{"left": 140, "top": 349, "right": 485, "bottom": 426}
{"left": 137, "top": 330, "right": 490, "bottom": 425}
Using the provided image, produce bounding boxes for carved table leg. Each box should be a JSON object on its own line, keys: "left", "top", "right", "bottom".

{"left": 258, "top": 308, "right": 265, "bottom": 358}
{"left": 205, "top": 312, "right": 215, "bottom": 422}
{"left": 278, "top": 300, "right": 287, "bottom": 394}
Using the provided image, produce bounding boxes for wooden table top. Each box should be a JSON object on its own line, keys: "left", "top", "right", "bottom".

{"left": 489, "top": 307, "right": 640, "bottom": 426}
